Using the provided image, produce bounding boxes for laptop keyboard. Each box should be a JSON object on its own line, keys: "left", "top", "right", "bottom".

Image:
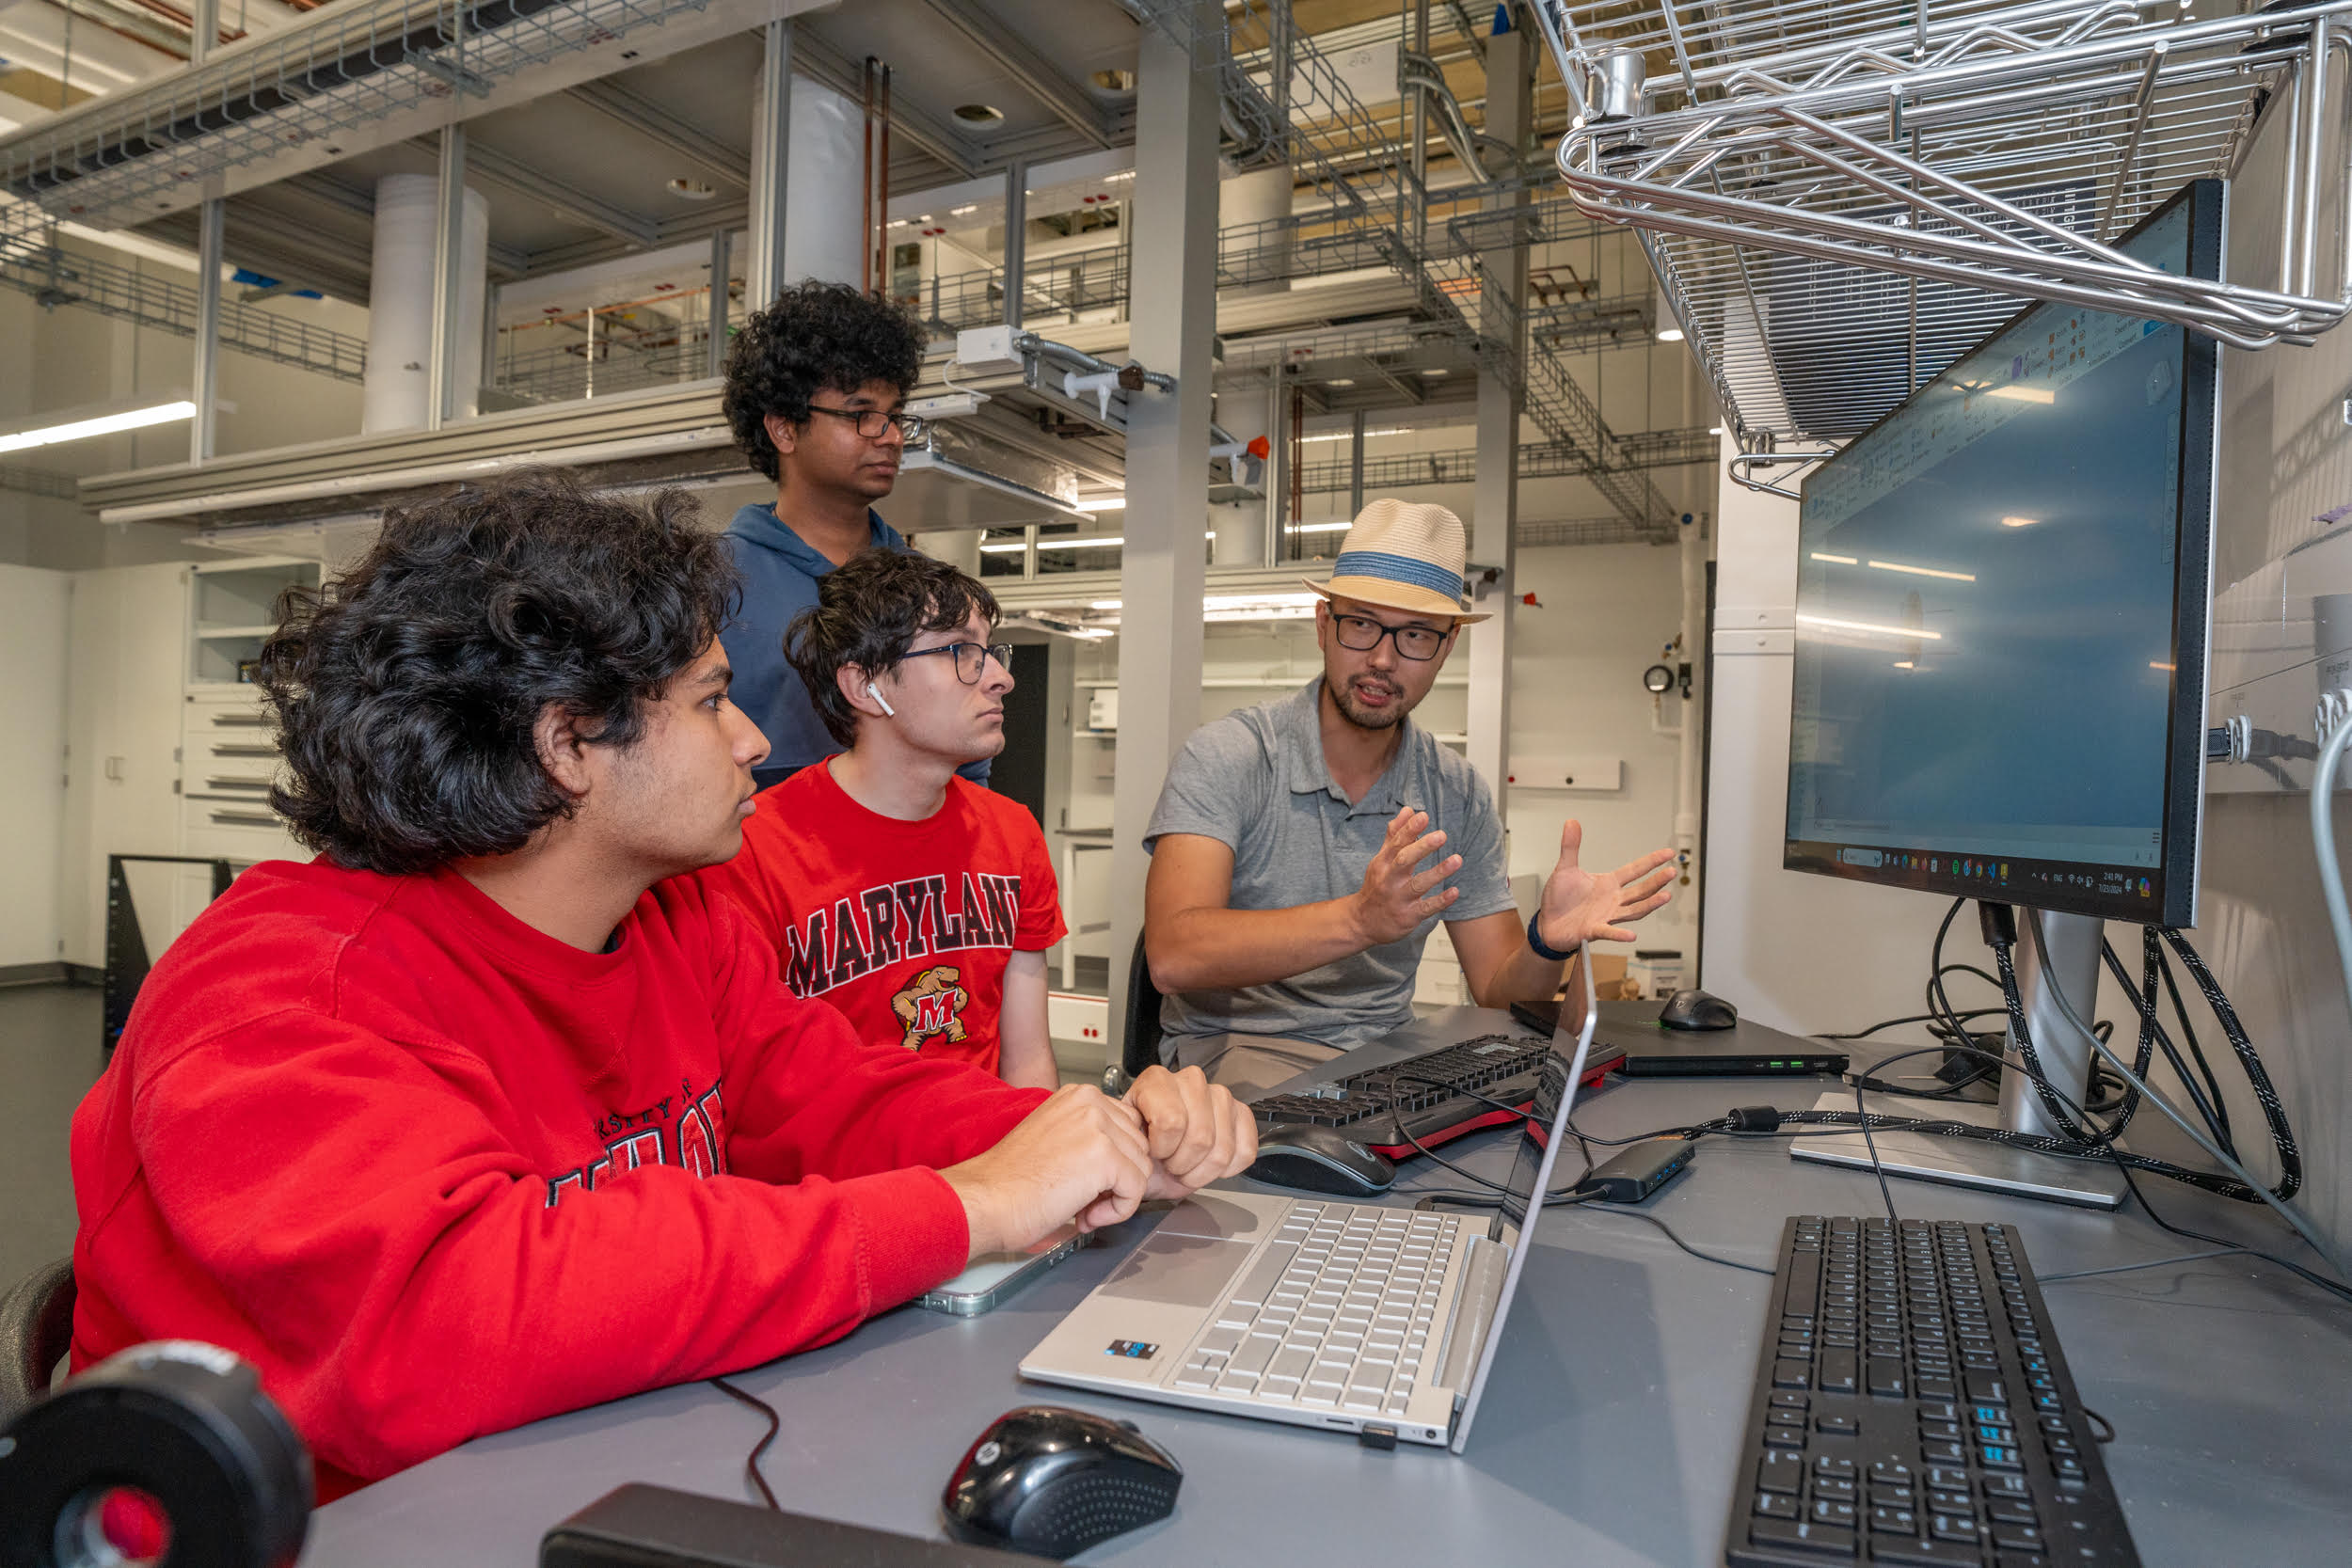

{"left": 1170, "top": 1202, "right": 1464, "bottom": 1418}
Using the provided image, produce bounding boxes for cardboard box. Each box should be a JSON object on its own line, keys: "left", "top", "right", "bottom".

{"left": 1565, "top": 954, "right": 1635, "bottom": 1002}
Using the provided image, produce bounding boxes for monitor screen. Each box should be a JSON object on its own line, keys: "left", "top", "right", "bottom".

{"left": 1783, "top": 180, "right": 2219, "bottom": 927}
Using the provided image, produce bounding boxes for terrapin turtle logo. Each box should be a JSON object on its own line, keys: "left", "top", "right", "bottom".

{"left": 893, "top": 965, "right": 971, "bottom": 1050}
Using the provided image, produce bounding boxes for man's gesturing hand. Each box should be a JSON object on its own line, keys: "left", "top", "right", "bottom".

{"left": 1124, "top": 1065, "right": 1257, "bottom": 1196}
{"left": 940, "top": 1085, "right": 1155, "bottom": 1259}
{"left": 1534, "top": 819, "right": 1677, "bottom": 955}
{"left": 1350, "top": 807, "right": 1462, "bottom": 946}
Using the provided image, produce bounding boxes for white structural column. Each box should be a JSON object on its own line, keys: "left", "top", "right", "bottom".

{"left": 190, "top": 197, "right": 223, "bottom": 464}
{"left": 363, "top": 173, "right": 487, "bottom": 434}
{"left": 1106, "top": 1, "right": 1218, "bottom": 1066}
{"left": 750, "top": 30, "right": 867, "bottom": 308}
{"left": 1465, "top": 16, "right": 1533, "bottom": 816}
{"left": 747, "top": 21, "right": 792, "bottom": 309}
{"left": 706, "top": 230, "right": 730, "bottom": 379}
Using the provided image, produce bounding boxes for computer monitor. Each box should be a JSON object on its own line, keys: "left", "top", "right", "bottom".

{"left": 1782, "top": 179, "right": 2221, "bottom": 931}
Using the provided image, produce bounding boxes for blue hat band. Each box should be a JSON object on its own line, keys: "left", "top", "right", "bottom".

{"left": 1331, "top": 548, "right": 1465, "bottom": 602}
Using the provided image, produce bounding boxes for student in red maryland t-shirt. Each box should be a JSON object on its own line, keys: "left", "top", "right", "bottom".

{"left": 695, "top": 550, "right": 1062, "bottom": 1086}
{"left": 66, "top": 472, "right": 1256, "bottom": 1501}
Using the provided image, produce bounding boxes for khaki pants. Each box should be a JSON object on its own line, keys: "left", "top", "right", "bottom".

{"left": 1164, "top": 1032, "right": 1344, "bottom": 1099}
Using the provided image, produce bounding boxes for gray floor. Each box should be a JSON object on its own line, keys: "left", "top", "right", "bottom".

{"left": 1, "top": 982, "right": 103, "bottom": 1292}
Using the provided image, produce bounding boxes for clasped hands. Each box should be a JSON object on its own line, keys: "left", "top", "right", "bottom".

{"left": 942, "top": 1066, "right": 1257, "bottom": 1261}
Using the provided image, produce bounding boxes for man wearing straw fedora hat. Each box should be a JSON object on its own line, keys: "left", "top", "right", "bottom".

{"left": 1141, "top": 499, "right": 1677, "bottom": 1091}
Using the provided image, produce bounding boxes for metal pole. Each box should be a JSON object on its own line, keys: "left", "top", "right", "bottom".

{"left": 482, "top": 279, "right": 501, "bottom": 399}
{"left": 190, "top": 0, "right": 216, "bottom": 65}
{"left": 190, "top": 197, "right": 223, "bottom": 464}
{"left": 1262, "top": 368, "right": 1289, "bottom": 562}
{"left": 707, "top": 229, "right": 731, "bottom": 379}
{"left": 427, "top": 124, "right": 466, "bottom": 431}
{"left": 1347, "top": 406, "right": 1365, "bottom": 518}
{"left": 878, "top": 62, "right": 893, "bottom": 299}
{"left": 1106, "top": 0, "right": 1216, "bottom": 1071}
{"left": 748, "top": 21, "right": 792, "bottom": 309}
{"left": 1002, "top": 159, "right": 1027, "bottom": 332}
{"left": 1467, "top": 12, "right": 1531, "bottom": 815}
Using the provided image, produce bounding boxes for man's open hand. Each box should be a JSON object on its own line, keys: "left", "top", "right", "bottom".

{"left": 1535, "top": 820, "right": 1677, "bottom": 954}
{"left": 1123, "top": 1064, "right": 1257, "bottom": 1196}
{"left": 1350, "top": 807, "right": 1462, "bottom": 946}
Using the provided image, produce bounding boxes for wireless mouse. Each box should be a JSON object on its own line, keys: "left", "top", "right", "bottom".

{"left": 1659, "top": 988, "right": 1740, "bottom": 1031}
{"left": 941, "top": 1405, "right": 1181, "bottom": 1560}
{"left": 1245, "top": 1123, "right": 1395, "bottom": 1196}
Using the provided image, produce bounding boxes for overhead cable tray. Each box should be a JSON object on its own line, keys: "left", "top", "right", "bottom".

{"left": 1529, "top": 0, "right": 2352, "bottom": 447}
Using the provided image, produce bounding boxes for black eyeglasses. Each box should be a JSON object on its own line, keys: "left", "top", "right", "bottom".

{"left": 806, "top": 404, "right": 929, "bottom": 443}
{"left": 899, "top": 641, "right": 1015, "bottom": 684}
{"left": 1330, "top": 612, "right": 1450, "bottom": 662}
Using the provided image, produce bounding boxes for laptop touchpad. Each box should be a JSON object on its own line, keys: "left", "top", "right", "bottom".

{"left": 1097, "top": 1231, "right": 1252, "bottom": 1307}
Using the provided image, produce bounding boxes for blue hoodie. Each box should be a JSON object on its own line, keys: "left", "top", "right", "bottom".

{"left": 719, "top": 501, "right": 990, "bottom": 789}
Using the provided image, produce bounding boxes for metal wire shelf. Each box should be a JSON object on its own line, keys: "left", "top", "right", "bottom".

{"left": 1529, "top": 0, "right": 2352, "bottom": 445}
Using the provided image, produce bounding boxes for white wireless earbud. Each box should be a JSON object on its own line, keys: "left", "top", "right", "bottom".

{"left": 867, "top": 683, "right": 897, "bottom": 718}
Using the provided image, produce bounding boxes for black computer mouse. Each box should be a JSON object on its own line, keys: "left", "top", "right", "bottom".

{"left": 942, "top": 1405, "right": 1182, "bottom": 1560}
{"left": 1245, "top": 1123, "right": 1395, "bottom": 1196}
{"left": 1660, "top": 988, "right": 1740, "bottom": 1031}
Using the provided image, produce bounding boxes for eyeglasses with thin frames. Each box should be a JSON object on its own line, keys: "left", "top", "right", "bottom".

{"left": 1330, "top": 612, "right": 1449, "bottom": 662}
{"left": 898, "top": 641, "right": 1016, "bottom": 685}
{"left": 806, "top": 404, "right": 930, "bottom": 444}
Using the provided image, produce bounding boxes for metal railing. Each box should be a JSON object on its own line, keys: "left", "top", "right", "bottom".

{"left": 1294, "top": 425, "right": 1715, "bottom": 497}
{"left": 1, "top": 232, "right": 369, "bottom": 383}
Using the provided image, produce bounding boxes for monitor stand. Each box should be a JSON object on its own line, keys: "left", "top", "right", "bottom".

{"left": 1789, "top": 908, "right": 2126, "bottom": 1209}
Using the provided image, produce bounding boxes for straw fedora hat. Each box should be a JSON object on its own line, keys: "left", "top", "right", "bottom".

{"left": 1304, "top": 498, "right": 1489, "bottom": 623}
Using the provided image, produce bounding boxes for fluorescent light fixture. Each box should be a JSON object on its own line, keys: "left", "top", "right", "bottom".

{"left": 1893, "top": 660, "right": 1915, "bottom": 670}
{"left": 950, "top": 203, "right": 979, "bottom": 216}
{"left": 1810, "top": 551, "right": 1859, "bottom": 565}
{"left": 1087, "top": 592, "right": 1322, "bottom": 612}
{"left": 886, "top": 218, "right": 910, "bottom": 230}
{"left": 1986, "top": 385, "right": 2055, "bottom": 404}
{"left": 1104, "top": 169, "right": 1136, "bottom": 182}
{"left": 1798, "top": 613, "right": 1943, "bottom": 641}
{"left": 1287, "top": 520, "right": 1352, "bottom": 533}
{"left": 1708, "top": 424, "right": 1724, "bottom": 435}
{"left": 1327, "top": 378, "right": 1357, "bottom": 388}
{"left": 1867, "top": 559, "right": 1976, "bottom": 582}
{"left": 1299, "top": 426, "right": 1407, "bottom": 444}
{"left": 0, "top": 400, "right": 197, "bottom": 454}
{"left": 1420, "top": 368, "right": 1449, "bottom": 377}
{"left": 1073, "top": 497, "right": 1126, "bottom": 513}
{"left": 1656, "top": 326, "right": 1686, "bottom": 342}
{"left": 979, "top": 528, "right": 1215, "bottom": 554}
{"left": 2000, "top": 515, "right": 2037, "bottom": 528}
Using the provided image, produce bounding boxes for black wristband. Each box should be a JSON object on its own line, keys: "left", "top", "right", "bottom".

{"left": 1527, "top": 911, "right": 1581, "bottom": 962}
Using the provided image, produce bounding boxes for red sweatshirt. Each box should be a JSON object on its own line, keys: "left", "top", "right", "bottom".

{"left": 68, "top": 860, "right": 1048, "bottom": 1501}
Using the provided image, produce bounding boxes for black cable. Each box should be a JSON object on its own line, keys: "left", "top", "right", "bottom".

{"left": 2105, "top": 1153, "right": 2352, "bottom": 1307}
{"left": 2082, "top": 1407, "right": 2116, "bottom": 1445}
{"left": 1387, "top": 1094, "right": 1518, "bottom": 1195}
{"left": 708, "top": 1376, "right": 782, "bottom": 1512}
{"left": 2153, "top": 938, "right": 2233, "bottom": 1152}
{"left": 1414, "top": 1189, "right": 1776, "bottom": 1275}
{"left": 1854, "top": 1068, "right": 1900, "bottom": 1227}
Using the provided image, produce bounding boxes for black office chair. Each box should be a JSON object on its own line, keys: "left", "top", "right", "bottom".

{"left": 1102, "top": 931, "right": 1167, "bottom": 1095}
{"left": 0, "top": 1258, "right": 75, "bottom": 1425}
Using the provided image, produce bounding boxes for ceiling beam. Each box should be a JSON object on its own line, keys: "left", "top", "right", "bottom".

{"left": 911, "top": 0, "right": 1113, "bottom": 150}
{"left": 437, "top": 139, "right": 660, "bottom": 251}
{"left": 567, "top": 79, "right": 752, "bottom": 187}
{"left": 787, "top": 24, "right": 982, "bottom": 179}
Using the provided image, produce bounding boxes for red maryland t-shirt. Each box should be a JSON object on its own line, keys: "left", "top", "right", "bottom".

{"left": 694, "top": 760, "right": 1067, "bottom": 1075}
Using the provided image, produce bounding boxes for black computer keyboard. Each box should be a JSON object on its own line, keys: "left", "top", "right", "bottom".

{"left": 1726, "top": 1216, "right": 2137, "bottom": 1568}
{"left": 1252, "top": 1034, "right": 1553, "bottom": 1155}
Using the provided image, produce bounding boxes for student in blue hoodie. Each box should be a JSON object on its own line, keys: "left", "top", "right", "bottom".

{"left": 718, "top": 281, "right": 987, "bottom": 788}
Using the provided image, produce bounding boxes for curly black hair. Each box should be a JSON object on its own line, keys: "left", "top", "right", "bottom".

{"left": 722, "top": 280, "right": 927, "bottom": 481}
{"left": 257, "top": 470, "right": 739, "bottom": 875}
{"left": 787, "top": 548, "right": 999, "bottom": 747}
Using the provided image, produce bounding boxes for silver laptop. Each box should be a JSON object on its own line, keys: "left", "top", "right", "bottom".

{"left": 1020, "top": 947, "right": 1600, "bottom": 1452}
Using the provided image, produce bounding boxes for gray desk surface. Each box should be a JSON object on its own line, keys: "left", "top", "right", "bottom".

{"left": 302, "top": 1008, "right": 2352, "bottom": 1566}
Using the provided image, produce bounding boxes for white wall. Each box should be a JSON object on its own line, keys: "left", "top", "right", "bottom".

{"left": 0, "top": 565, "right": 70, "bottom": 969}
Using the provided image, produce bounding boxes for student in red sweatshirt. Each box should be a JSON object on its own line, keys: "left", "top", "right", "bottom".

{"left": 694, "top": 550, "right": 1062, "bottom": 1088}
{"left": 67, "top": 471, "right": 1255, "bottom": 1501}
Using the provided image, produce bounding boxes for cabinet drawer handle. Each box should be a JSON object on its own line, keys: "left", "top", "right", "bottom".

{"left": 210, "top": 743, "right": 278, "bottom": 758}
{"left": 210, "top": 713, "right": 270, "bottom": 728}
{"left": 208, "top": 811, "right": 279, "bottom": 828}
{"left": 203, "top": 776, "right": 272, "bottom": 792}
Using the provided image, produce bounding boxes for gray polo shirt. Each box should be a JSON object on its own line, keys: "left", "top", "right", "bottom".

{"left": 1143, "top": 677, "right": 1514, "bottom": 1051}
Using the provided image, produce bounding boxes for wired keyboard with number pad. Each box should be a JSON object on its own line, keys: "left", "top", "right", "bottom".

{"left": 1169, "top": 1203, "right": 1465, "bottom": 1418}
{"left": 1251, "top": 1035, "right": 1559, "bottom": 1157}
{"left": 1725, "top": 1216, "right": 2138, "bottom": 1568}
